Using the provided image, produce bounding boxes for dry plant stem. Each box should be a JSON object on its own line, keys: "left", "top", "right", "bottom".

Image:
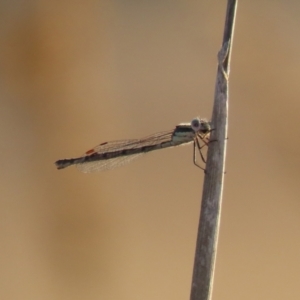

{"left": 190, "top": 1, "right": 238, "bottom": 300}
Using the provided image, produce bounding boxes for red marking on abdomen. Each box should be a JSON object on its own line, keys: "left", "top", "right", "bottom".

{"left": 85, "top": 149, "right": 95, "bottom": 155}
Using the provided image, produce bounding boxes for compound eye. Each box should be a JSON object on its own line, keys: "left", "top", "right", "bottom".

{"left": 191, "top": 118, "right": 201, "bottom": 132}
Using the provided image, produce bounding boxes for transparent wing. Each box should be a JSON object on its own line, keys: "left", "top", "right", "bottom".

{"left": 76, "top": 130, "right": 174, "bottom": 173}
{"left": 91, "top": 130, "right": 174, "bottom": 153}
{"left": 76, "top": 152, "right": 144, "bottom": 173}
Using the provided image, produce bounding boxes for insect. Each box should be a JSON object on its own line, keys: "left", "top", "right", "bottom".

{"left": 55, "top": 117, "right": 211, "bottom": 172}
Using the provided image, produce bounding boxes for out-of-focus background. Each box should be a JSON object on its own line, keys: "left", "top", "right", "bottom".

{"left": 1, "top": 1, "right": 300, "bottom": 299}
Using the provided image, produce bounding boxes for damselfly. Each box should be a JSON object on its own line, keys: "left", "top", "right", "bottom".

{"left": 55, "top": 117, "right": 211, "bottom": 172}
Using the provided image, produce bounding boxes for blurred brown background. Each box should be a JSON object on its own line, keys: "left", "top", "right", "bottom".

{"left": 1, "top": 1, "right": 300, "bottom": 299}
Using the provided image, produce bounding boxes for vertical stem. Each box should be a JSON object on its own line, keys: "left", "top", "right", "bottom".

{"left": 190, "top": 1, "right": 238, "bottom": 300}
